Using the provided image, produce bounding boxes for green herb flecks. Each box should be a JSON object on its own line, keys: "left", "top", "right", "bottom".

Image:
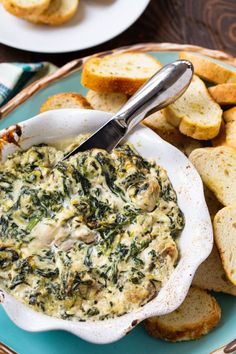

{"left": 95, "top": 152, "right": 124, "bottom": 197}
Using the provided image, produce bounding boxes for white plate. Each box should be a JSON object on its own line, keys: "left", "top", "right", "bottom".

{"left": 0, "top": 0, "right": 150, "bottom": 53}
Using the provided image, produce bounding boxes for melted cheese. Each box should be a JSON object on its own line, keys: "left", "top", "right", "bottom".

{"left": 0, "top": 136, "right": 184, "bottom": 321}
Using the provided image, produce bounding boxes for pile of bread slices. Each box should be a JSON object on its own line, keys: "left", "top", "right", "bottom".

{"left": 2, "top": 0, "right": 79, "bottom": 26}
{"left": 39, "top": 51, "right": 236, "bottom": 343}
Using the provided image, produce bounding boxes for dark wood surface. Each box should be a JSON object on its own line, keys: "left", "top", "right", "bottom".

{"left": 0, "top": 0, "right": 236, "bottom": 66}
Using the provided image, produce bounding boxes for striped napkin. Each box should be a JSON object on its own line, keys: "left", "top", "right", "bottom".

{"left": 0, "top": 62, "right": 58, "bottom": 107}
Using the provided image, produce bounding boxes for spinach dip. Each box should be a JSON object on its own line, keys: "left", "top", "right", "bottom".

{"left": 0, "top": 136, "right": 184, "bottom": 321}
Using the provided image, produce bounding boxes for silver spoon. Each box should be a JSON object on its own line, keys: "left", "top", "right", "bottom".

{"left": 62, "top": 60, "right": 193, "bottom": 160}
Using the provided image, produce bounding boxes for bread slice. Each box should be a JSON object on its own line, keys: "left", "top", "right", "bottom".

{"left": 143, "top": 110, "right": 204, "bottom": 155}
{"left": 143, "top": 109, "right": 203, "bottom": 152}
{"left": 86, "top": 90, "right": 128, "bottom": 114}
{"left": 212, "top": 121, "right": 227, "bottom": 148}
{"left": 23, "top": 0, "right": 79, "bottom": 25}
{"left": 81, "top": 53, "right": 162, "bottom": 95}
{"left": 3, "top": 0, "right": 50, "bottom": 17}
{"left": 174, "top": 137, "right": 204, "bottom": 157}
{"left": 179, "top": 52, "right": 236, "bottom": 84}
{"left": 204, "top": 186, "right": 222, "bottom": 221}
{"left": 214, "top": 206, "right": 236, "bottom": 286}
{"left": 40, "top": 92, "right": 92, "bottom": 113}
{"left": 224, "top": 106, "right": 236, "bottom": 122}
{"left": 164, "top": 75, "right": 222, "bottom": 140}
{"left": 213, "top": 107, "right": 236, "bottom": 149}
{"left": 143, "top": 110, "right": 183, "bottom": 145}
{"left": 209, "top": 84, "right": 236, "bottom": 105}
{"left": 38, "top": 0, "right": 79, "bottom": 26}
{"left": 189, "top": 146, "right": 236, "bottom": 206}
{"left": 145, "top": 287, "right": 221, "bottom": 342}
{"left": 193, "top": 245, "right": 236, "bottom": 295}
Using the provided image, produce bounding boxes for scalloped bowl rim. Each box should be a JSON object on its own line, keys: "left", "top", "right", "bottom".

{"left": 0, "top": 109, "right": 213, "bottom": 344}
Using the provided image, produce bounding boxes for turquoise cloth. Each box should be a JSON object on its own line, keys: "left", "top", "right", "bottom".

{"left": 0, "top": 62, "right": 58, "bottom": 107}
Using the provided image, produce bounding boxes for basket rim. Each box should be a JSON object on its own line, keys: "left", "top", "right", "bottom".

{"left": 0, "top": 42, "right": 235, "bottom": 119}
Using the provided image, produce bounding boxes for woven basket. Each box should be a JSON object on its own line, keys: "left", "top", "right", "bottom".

{"left": 0, "top": 42, "right": 236, "bottom": 119}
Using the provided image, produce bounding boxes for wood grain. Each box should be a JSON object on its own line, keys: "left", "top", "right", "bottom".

{"left": 0, "top": 0, "right": 235, "bottom": 65}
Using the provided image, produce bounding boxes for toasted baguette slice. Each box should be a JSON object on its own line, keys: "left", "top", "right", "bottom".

{"left": 179, "top": 52, "right": 236, "bottom": 84}
{"left": 145, "top": 287, "right": 221, "bottom": 342}
{"left": 3, "top": 0, "right": 50, "bottom": 16}
{"left": 209, "top": 84, "right": 236, "bottom": 105}
{"left": 193, "top": 245, "right": 236, "bottom": 295}
{"left": 143, "top": 110, "right": 183, "bottom": 145}
{"left": 164, "top": 75, "right": 222, "bottom": 140}
{"left": 189, "top": 146, "right": 236, "bottom": 206}
{"left": 213, "top": 107, "right": 236, "bottom": 149}
{"left": 224, "top": 106, "right": 236, "bottom": 121}
{"left": 81, "top": 53, "right": 162, "bottom": 95}
{"left": 27, "top": 0, "right": 79, "bottom": 26}
{"left": 212, "top": 121, "right": 227, "bottom": 147}
{"left": 204, "top": 186, "right": 222, "bottom": 221}
{"left": 174, "top": 137, "right": 204, "bottom": 157}
{"left": 40, "top": 93, "right": 92, "bottom": 113}
{"left": 214, "top": 206, "right": 236, "bottom": 286}
{"left": 86, "top": 90, "right": 128, "bottom": 114}
{"left": 39, "top": 0, "right": 78, "bottom": 26}
{"left": 143, "top": 110, "right": 203, "bottom": 151}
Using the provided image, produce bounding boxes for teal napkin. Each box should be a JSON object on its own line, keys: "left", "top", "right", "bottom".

{"left": 0, "top": 62, "right": 58, "bottom": 107}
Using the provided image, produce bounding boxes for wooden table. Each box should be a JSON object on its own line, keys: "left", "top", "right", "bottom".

{"left": 0, "top": 0, "right": 235, "bottom": 66}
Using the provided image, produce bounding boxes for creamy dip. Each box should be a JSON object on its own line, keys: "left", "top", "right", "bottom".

{"left": 0, "top": 136, "right": 184, "bottom": 321}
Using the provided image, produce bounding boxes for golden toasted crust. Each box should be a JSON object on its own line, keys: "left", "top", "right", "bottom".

{"left": 81, "top": 53, "right": 162, "bottom": 95}
{"left": 212, "top": 121, "right": 227, "bottom": 148}
{"left": 223, "top": 106, "right": 236, "bottom": 122}
{"left": 37, "top": 0, "right": 79, "bottom": 26}
{"left": 164, "top": 75, "right": 222, "bottom": 140}
{"left": 143, "top": 109, "right": 183, "bottom": 145}
{"left": 189, "top": 146, "right": 236, "bottom": 206}
{"left": 193, "top": 245, "right": 236, "bottom": 295}
{"left": 40, "top": 92, "right": 92, "bottom": 113}
{"left": 214, "top": 206, "right": 236, "bottom": 286}
{"left": 212, "top": 107, "right": 236, "bottom": 149}
{"left": 176, "top": 116, "right": 220, "bottom": 140}
{"left": 86, "top": 90, "right": 128, "bottom": 114}
{"left": 3, "top": 0, "right": 79, "bottom": 26}
{"left": 143, "top": 109, "right": 204, "bottom": 155}
{"left": 179, "top": 52, "right": 236, "bottom": 84}
{"left": 145, "top": 287, "right": 221, "bottom": 342}
{"left": 180, "top": 139, "right": 204, "bottom": 156}
{"left": 204, "top": 186, "right": 222, "bottom": 221}
{"left": 82, "top": 70, "right": 145, "bottom": 95}
{"left": 208, "top": 84, "right": 236, "bottom": 105}
{"left": 3, "top": 0, "right": 51, "bottom": 17}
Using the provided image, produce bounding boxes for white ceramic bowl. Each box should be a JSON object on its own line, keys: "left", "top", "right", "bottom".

{"left": 0, "top": 109, "right": 213, "bottom": 344}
